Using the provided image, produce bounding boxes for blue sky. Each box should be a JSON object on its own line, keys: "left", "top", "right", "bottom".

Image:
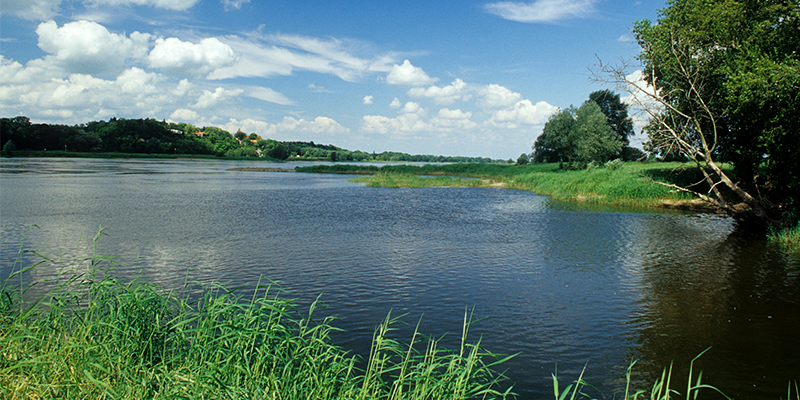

{"left": 1, "top": 0, "right": 664, "bottom": 159}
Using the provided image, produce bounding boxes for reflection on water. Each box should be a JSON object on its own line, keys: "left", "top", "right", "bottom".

{"left": 1, "top": 157, "right": 798, "bottom": 399}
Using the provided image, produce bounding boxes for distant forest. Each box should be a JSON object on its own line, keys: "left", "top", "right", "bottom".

{"left": 0, "top": 116, "right": 503, "bottom": 163}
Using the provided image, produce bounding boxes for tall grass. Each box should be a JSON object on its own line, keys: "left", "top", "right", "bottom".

{"left": 342, "top": 162, "right": 701, "bottom": 208}
{"left": 551, "top": 351, "right": 731, "bottom": 400}
{"left": 0, "top": 234, "right": 514, "bottom": 400}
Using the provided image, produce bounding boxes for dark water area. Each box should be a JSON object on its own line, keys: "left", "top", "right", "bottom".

{"left": 1, "top": 157, "right": 798, "bottom": 399}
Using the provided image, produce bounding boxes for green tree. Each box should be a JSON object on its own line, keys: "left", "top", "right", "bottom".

{"left": 588, "top": 89, "right": 634, "bottom": 146}
{"left": 3, "top": 140, "right": 15, "bottom": 155}
{"left": 268, "top": 143, "right": 289, "bottom": 160}
{"left": 532, "top": 101, "right": 622, "bottom": 168}
{"left": 599, "top": 0, "right": 800, "bottom": 224}
{"left": 516, "top": 153, "right": 529, "bottom": 165}
{"left": 234, "top": 130, "right": 248, "bottom": 142}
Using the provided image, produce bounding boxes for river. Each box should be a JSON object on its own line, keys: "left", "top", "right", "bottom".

{"left": 1, "top": 157, "right": 798, "bottom": 399}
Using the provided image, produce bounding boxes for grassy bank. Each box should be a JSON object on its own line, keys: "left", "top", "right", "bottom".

{"left": 335, "top": 162, "right": 709, "bottom": 209}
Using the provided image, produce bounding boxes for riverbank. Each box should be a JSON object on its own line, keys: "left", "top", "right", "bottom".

{"left": 298, "top": 161, "right": 800, "bottom": 247}
{"left": 301, "top": 162, "right": 712, "bottom": 210}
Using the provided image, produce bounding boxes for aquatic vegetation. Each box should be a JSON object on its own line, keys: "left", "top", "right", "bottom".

{"left": 0, "top": 238, "right": 514, "bottom": 400}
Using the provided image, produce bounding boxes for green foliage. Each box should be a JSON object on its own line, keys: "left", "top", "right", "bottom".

{"left": 588, "top": 89, "right": 634, "bottom": 147}
{"left": 633, "top": 0, "right": 800, "bottom": 207}
{"left": 2, "top": 140, "right": 15, "bottom": 154}
{"left": 516, "top": 153, "right": 529, "bottom": 165}
{"left": 268, "top": 143, "right": 289, "bottom": 160}
{"left": 533, "top": 102, "right": 622, "bottom": 167}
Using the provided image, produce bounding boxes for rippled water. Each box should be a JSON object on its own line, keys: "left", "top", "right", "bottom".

{"left": 1, "top": 158, "right": 798, "bottom": 399}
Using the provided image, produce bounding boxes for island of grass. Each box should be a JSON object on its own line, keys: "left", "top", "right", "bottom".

{"left": 295, "top": 161, "right": 800, "bottom": 247}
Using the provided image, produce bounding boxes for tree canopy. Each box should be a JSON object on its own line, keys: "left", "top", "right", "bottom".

{"left": 588, "top": 89, "right": 634, "bottom": 147}
{"left": 630, "top": 0, "right": 799, "bottom": 219}
{"left": 532, "top": 101, "right": 622, "bottom": 167}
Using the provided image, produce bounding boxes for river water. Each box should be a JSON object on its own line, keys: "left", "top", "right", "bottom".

{"left": 1, "top": 157, "right": 798, "bottom": 399}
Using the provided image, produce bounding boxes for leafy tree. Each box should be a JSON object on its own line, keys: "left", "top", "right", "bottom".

{"left": 3, "top": 140, "right": 15, "bottom": 154}
{"left": 596, "top": 0, "right": 799, "bottom": 225}
{"left": 234, "top": 130, "right": 248, "bottom": 142}
{"left": 588, "top": 89, "right": 634, "bottom": 146}
{"left": 532, "top": 101, "right": 622, "bottom": 167}
{"left": 516, "top": 153, "right": 529, "bottom": 165}
{"left": 267, "top": 143, "right": 289, "bottom": 160}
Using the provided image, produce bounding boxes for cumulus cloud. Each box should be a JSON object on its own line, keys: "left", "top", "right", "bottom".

{"left": 89, "top": 0, "right": 200, "bottom": 11}
{"left": 36, "top": 20, "right": 151, "bottom": 75}
{"left": 389, "top": 98, "right": 402, "bottom": 109}
{"left": 193, "top": 87, "right": 244, "bottom": 108}
{"left": 484, "top": 0, "right": 597, "bottom": 23}
{"left": 170, "top": 108, "right": 201, "bottom": 122}
{"left": 437, "top": 108, "right": 472, "bottom": 120}
{"left": 148, "top": 37, "right": 236, "bottom": 78}
{"left": 363, "top": 95, "right": 373, "bottom": 104}
{"left": 488, "top": 99, "right": 557, "bottom": 128}
{"left": 386, "top": 60, "right": 438, "bottom": 87}
{"left": 0, "top": 65, "right": 169, "bottom": 121}
{"left": 407, "top": 78, "right": 469, "bottom": 105}
{"left": 226, "top": 116, "right": 350, "bottom": 139}
{"left": 476, "top": 84, "right": 522, "bottom": 109}
{"left": 2, "top": 0, "right": 62, "bottom": 20}
{"left": 362, "top": 113, "right": 431, "bottom": 135}
{"left": 399, "top": 101, "right": 423, "bottom": 115}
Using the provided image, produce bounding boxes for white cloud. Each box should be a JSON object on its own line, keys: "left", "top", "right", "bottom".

{"left": 193, "top": 87, "right": 244, "bottom": 108}
{"left": 436, "top": 108, "right": 472, "bottom": 120}
{"left": 363, "top": 95, "right": 374, "bottom": 104}
{"left": 226, "top": 116, "right": 350, "bottom": 139}
{"left": 88, "top": 0, "right": 200, "bottom": 11}
{"left": 1, "top": 0, "right": 62, "bottom": 20}
{"left": 170, "top": 108, "right": 200, "bottom": 122}
{"left": 407, "top": 78, "right": 469, "bottom": 105}
{"left": 389, "top": 98, "right": 402, "bottom": 109}
{"left": 618, "top": 34, "right": 634, "bottom": 43}
{"left": 386, "top": 60, "right": 438, "bottom": 87}
{"left": 400, "top": 101, "right": 424, "bottom": 115}
{"left": 148, "top": 37, "right": 236, "bottom": 78}
{"left": 488, "top": 99, "right": 557, "bottom": 128}
{"left": 221, "top": 0, "right": 250, "bottom": 11}
{"left": 477, "top": 84, "right": 522, "bottom": 109}
{"left": 307, "top": 83, "right": 330, "bottom": 93}
{"left": 484, "top": 0, "right": 597, "bottom": 23}
{"left": 36, "top": 20, "right": 151, "bottom": 75}
{"left": 248, "top": 86, "right": 294, "bottom": 105}
{"left": 362, "top": 113, "right": 432, "bottom": 135}
{"left": 209, "top": 34, "right": 394, "bottom": 82}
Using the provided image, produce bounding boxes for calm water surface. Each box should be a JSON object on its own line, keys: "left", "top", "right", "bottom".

{"left": 1, "top": 158, "right": 798, "bottom": 399}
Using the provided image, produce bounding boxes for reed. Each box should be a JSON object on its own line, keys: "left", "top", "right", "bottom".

{"left": 0, "top": 235, "right": 514, "bottom": 400}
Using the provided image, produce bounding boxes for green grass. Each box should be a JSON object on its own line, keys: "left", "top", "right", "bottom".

{"left": 341, "top": 162, "right": 703, "bottom": 208}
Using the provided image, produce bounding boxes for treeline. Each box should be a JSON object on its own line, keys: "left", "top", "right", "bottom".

{"left": 0, "top": 116, "right": 504, "bottom": 163}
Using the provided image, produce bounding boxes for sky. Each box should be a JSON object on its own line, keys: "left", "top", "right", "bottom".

{"left": 1, "top": 0, "right": 665, "bottom": 160}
